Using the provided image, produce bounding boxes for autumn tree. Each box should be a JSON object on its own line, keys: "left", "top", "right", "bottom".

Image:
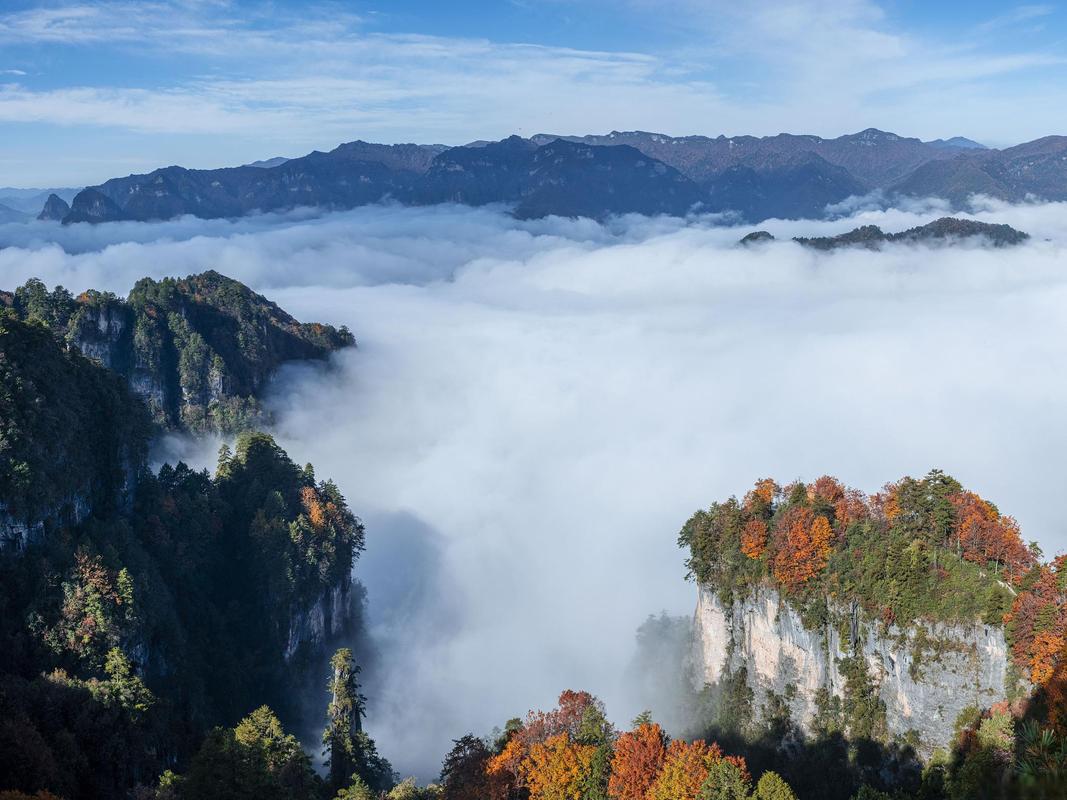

{"left": 520, "top": 733, "right": 596, "bottom": 800}
{"left": 608, "top": 721, "right": 668, "bottom": 800}
{"left": 770, "top": 507, "right": 832, "bottom": 590}
{"left": 949, "top": 491, "right": 1033, "bottom": 578}
{"left": 740, "top": 519, "right": 767, "bottom": 560}
{"left": 1007, "top": 557, "right": 1067, "bottom": 686}
{"left": 647, "top": 739, "right": 722, "bottom": 800}
{"left": 744, "top": 479, "right": 779, "bottom": 515}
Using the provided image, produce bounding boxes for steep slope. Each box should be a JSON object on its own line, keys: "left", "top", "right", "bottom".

{"left": 693, "top": 585, "right": 1010, "bottom": 757}
{"left": 893, "top": 136, "right": 1067, "bottom": 203}
{"left": 8, "top": 271, "right": 354, "bottom": 432}
{"left": 704, "top": 153, "right": 866, "bottom": 221}
{"left": 0, "top": 203, "right": 29, "bottom": 223}
{"left": 37, "top": 193, "right": 71, "bottom": 221}
{"left": 63, "top": 140, "right": 444, "bottom": 223}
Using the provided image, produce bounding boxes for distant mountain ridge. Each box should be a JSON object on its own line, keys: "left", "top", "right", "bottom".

{"left": 53, "top": 129, "right": 1067, "bottom": 225}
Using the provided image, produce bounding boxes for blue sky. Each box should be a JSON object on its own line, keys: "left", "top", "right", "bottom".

{"left": 1, "top": 0, "right": 1065, "bottom": 186}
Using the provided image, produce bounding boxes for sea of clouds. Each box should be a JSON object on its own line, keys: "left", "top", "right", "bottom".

{"left": 2, "top": 199, "right": 1066, "bottom": 779}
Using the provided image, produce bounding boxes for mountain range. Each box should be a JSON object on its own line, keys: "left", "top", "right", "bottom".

{"left": 38, "top": 129, "right": 1067, "bottom": 225}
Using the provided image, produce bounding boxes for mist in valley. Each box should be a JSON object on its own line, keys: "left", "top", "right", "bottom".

{"left": 4, "top": 200, "right": 1067, "bottom": 780}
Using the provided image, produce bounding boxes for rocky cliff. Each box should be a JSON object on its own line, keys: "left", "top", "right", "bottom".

{"left": 692, "top": 585, "right": 1013, "bottom": 756}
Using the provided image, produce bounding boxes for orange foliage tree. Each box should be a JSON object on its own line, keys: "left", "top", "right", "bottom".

{"left": 521, "top": 733, "right": 596, "bottom": 800}
{"left": 1008, "top": 556, "right": 1067, "bottom": 687}
{"left": 743, "top": 479, "right": 779, "bottom": 514}
{"left": 948, "top": 491, "right": 1033, "bottom": 578}
{"left": 770, "top": 507, "right": 832, "bottom": 591}
{"left": 487, "top": 690, "right": 606, "bottom": 798}
{"left": 646, "top": 739, "right": 722, "bottom": 800}
{"left": 487, "top": 736, "right": 526, "bottom": 800}
{"left": 607, "top": 722, "right": 668, "bottom": 800}
{"left": 740, "top": 519, "right": 767, "bottom": 560}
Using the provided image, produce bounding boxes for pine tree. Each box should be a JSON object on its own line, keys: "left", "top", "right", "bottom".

{"left": 323, "top": 648, "right": 394, "bottom": 794}
{"left": 324, "top": 648, "right": 367, "bottom": 792}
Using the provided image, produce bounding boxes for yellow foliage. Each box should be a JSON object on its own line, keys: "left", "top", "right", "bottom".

{"left": 520, "top": 733, "right": 595, "bottom": 800}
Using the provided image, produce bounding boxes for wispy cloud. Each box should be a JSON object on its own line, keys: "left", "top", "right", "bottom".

{"left": 972, "top": 4, "right": 1056, "bottom": 35}
{"left": 1, "top": 0, "right": 1065, "bottom": 185}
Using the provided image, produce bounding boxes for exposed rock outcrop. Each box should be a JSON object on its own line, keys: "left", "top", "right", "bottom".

{"left": 285, "top": 582, "right": 357, "bottom": 662}
{"left": 692, "top": 585, "right": 1013, "bottom": 757}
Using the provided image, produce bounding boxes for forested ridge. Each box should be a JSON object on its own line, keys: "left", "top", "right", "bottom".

{"left": 1, "top": 271, "right": 353, "bottom": 434}
{"left": 0, "top": 306, "right": 390, "bottom": 799}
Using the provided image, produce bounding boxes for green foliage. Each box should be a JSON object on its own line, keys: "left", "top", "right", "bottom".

{"left": 323, "top": 648, "right": 393, "bottom": 795}
{"left": 715, "top": 668, "right": 755, "bottom": 739}
{"left": 849, "top": 787, "right": 892, "bottom": 800}
{"left": 0, "top": 312, "right": 150, "bottom": 526}
{"left": 753, "top": 771, "right": 798, "bottom": 800}
{"left": 0, "top": 425, "right": 367, "bottom": 798}
{"left": 837, "top": 656, "right": 888, "bottom": 741}
{"left": 178, "top": 706, "right": 320, "bottom": 800}
{"left": 335, "top": 775, "right": 375, "bottom": 800}
{"left": 577, "top": 704, "right": 614, "bottom": 800}
{"left": 698, "top": 759, "right": 751, "bottom": 800}
{"left": 387, "top": 778, "right": 443, "bottom": 800}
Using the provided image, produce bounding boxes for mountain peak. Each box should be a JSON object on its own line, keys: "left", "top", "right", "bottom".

{"left": 37, "top": 193, "right": 71, "bottom": 221}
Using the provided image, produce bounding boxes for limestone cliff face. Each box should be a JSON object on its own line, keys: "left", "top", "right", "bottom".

{"left": 284, "top": 581, "right": 356, "bottom": 662}
{"left": 692, "top": 585, "right": 1012, "bottom": 756}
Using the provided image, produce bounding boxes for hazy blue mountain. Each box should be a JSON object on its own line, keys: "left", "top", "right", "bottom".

{"left": 58, "top": 129, "right": 1067, "bottom": 225}
{"left": 924, "top": 136, "right": 987, "bottom": 150}
{"left": 37, "top": 193, "right": 71, "bottom": 221}
{"left": 0, "top": 202, "right": 29, "bottom": 223}
{"left": 892, "top": 135, "right": 1067, "bottom": 204}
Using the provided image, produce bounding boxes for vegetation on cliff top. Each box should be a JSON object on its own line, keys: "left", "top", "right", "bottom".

{"left": 679, "top": 471, "right": 1066, "bottom": 683}
{"left": 5, "top": 271, "right": 353, "bottom": 433}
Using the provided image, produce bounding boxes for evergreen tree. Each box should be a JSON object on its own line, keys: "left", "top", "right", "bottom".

{"left": 323, "top": 648, "right": 394, "bottom": 794}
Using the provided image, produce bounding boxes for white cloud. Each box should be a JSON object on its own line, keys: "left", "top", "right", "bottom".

{"left": 4, "top": 202, "right": 1067, "bottom": 776}
{"left": 1, "top": 0, "right": 1064, "bottom": 166}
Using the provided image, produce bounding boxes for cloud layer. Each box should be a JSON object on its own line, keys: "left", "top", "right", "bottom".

{"left": 3, "top": 201, "right": 1067, "bottom": 778}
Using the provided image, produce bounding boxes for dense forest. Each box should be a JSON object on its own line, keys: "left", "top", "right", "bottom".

{"left": 0, "top": 299, "right": 387, "bottom": 798}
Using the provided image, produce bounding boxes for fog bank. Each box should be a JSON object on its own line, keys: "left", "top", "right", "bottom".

{"left": 5, "top": 200, "right": 1067, "bottom": 779}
